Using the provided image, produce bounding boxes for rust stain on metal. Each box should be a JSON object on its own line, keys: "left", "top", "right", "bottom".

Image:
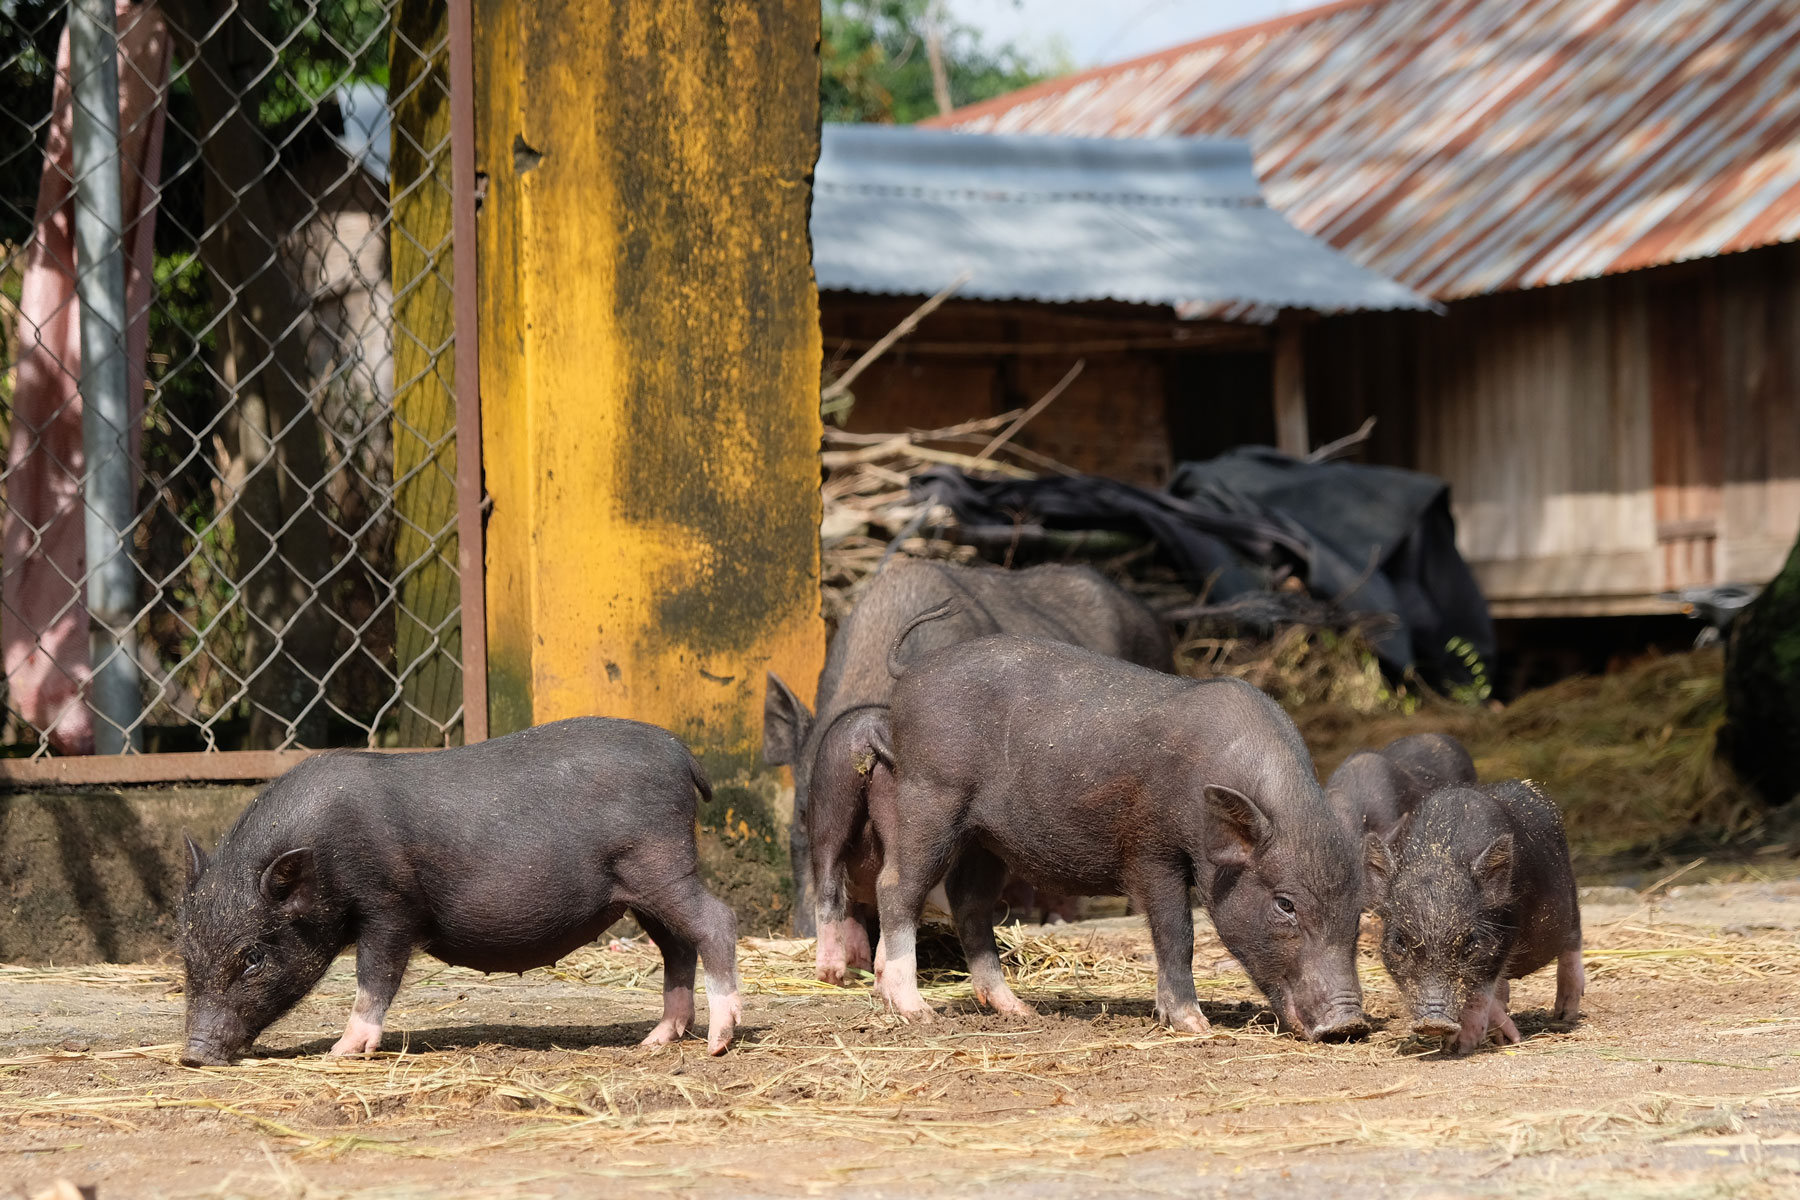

{"left": 0, "top": 748, "right": 441, "bottom": 787}
{"left": 939, "top": 0, "right": 1800, "bottom": 301}
{"left": 449, "top": 0, "right": 489, "bottom": 744}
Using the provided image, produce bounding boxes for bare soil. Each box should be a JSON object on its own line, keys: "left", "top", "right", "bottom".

{"left": 3, "top": 868, "right": 1799, "bottom": 1199}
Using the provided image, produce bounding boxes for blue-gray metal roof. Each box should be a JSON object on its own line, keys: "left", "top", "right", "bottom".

{"left": 811, "top": 124, "right": 1431, "bottom": 315}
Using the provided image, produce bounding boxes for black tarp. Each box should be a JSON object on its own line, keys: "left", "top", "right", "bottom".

{"left": 911, "top": 446, "right": 1495, "bottom": 687}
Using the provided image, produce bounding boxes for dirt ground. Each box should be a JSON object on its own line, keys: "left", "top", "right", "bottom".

{"left": 3, "top": 868, "right": 1798, "bottom": 1200}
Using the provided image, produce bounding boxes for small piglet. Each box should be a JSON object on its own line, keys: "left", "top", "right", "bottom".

{"left": 178, "top": 718, "right": 741, "bottom": 1065}
{"left": 1326, "top": 732, "right": 1477, "bottom": 841}
{"left": 1366, "top": 780, "right": 1583, "bottom": 1054}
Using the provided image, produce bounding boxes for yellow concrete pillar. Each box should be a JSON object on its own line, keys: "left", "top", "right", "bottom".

{"left": 389, "top": 0, "right": 462, "bottom": 746}
{"left": 472, "top": 0, "right": 825, "bottom": 778}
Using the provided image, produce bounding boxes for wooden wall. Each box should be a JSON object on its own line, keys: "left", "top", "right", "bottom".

{"left": 1304, "top": 244, "right": 1800, "bottom": 617}
{"left": 821, "top": 296, "right": 1265, "bottom": 487}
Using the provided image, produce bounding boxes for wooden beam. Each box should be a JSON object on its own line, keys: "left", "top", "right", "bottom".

{"left": 1273, "top": 312, "right": 1309, "bottom": 456}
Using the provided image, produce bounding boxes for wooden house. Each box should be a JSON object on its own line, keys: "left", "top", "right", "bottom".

{"left": 938, "top": 0, "right": 1800, "bottom": 618}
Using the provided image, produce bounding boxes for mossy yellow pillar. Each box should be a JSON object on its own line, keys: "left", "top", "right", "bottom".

{"left": 471, "top": 1, "right": 825, "bottom": 776}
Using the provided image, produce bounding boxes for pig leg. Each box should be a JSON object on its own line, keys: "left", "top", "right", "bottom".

{"left": 944, "top": 846, "right": 1034, "bottom": 1017}
{"left": 812, "top": 765, "right": 886, "bottom": 984}
{"left": 790, "top": 808, "right": 816, "bottom": 939}
{"left": 870, "top": 770, "right": 940, "bottom": 1019}
{"left": 634, "top": 910, "right": 698, "bottom": 1048}
{"left": 873, "top": 864, "right": 936, "bottom": 1019}
{"left": 1553, "top": 947, "right": 1585, "bottom": 1023}
{"left": 872, "top": 812, "right": 957, "bottom": 1021}
{"left": 633, "top": 880, "right": 742, "bottom": 1055}
{"left": 1452, "top": 981, "right": 1520, "bottom": 1055}
{"left": 1136, "top": 872, "right": 1211, "bottom": 1035}
{"left": 331, "top": 925, "right": 414, "bottom": 1056}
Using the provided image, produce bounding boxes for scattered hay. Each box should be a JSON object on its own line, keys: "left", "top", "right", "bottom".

{"left": 3, "top": 912, "right": 1794, "bottom": 1180}
{"left": 1292, "top": 648, "right": 1766, "bottom": 859}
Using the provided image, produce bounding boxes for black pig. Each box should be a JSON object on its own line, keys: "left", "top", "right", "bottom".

{"left": 873, "top": 630, "right": 1368, "bottom": 1041}
{"left": 1365, "top": 780, "right": 1583, "bottom": 1054}
{"left": 763, "top": 560, "right": 1170, "bottom": 981}
{"left": 1326, "top": 733, "right": 1477, "bottom": 841}
{"left": 178, "top": 718, "right": 741, "bottom": 1064}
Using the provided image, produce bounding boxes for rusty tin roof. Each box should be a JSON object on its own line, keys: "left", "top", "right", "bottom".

{"left": 938, "top": 0, "right": 1800, "bottom": 300}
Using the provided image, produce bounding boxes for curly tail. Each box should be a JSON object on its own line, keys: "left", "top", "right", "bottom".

{"left": 888, "top": 600, "right": 958, "bottom": 679}
{"left": 687, "top": 751, "right": 714, "bottom": 806}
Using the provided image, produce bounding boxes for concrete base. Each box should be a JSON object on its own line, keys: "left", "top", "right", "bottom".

{"left": 0, "top": 785, "right": 253, "bottom": 965}
{"left": 0, "top": 774, "right": 798, "bottom": 964}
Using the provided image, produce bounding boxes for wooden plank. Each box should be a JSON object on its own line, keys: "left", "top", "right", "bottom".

{"left": 1487, "top": 594, "right": 1685, "bottom": 619}
{"left": 1470, "top": 549, "right": 1661, "bottom": 600}
{"left": 1273, "top": 313, "right": 1309, "bottom": 455}
{"left": 1647, "top": 268, "right": 1724, "bottom": 590}
{"left": 1718, "top": 245, "right": 1800, "bottom": 582}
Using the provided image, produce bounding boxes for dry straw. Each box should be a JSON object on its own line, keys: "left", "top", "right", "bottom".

{"left": 3, "top": 912, "right": 1795, "bottom": 1175}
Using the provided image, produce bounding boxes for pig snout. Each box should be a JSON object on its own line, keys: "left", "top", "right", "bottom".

{"left": 179, "top": 1042, "right": 233, "bottom": 1068}
{"left": 1306, "top": 1003, "right": 1371, "bottom": 1042}
{"left": 180, "top": 1006, "right": 249, "bottom": 1067}
{"left": 1282, "top": 958, "right": 1368, "bottom": 1042}
{"left": 1409, "top": 979, "right": 1462, "bottom": 1037}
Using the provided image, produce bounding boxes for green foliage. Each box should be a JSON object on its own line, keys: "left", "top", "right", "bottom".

{"left": 1445, "top": 636, "right": 1493, "bottom": 706}
{"left": 0, "top": 1, "right": 65, "bottom": 247}
{"left": 821, "top": 0, "right": 1064, "bottom": 124}
{"left": 258, "top": 0, "right": 390, "bottom": 128}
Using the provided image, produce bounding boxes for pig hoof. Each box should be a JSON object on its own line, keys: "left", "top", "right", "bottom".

{"left": 330, "top": 1016, "right": 385, "bottom": 1057}
{"left": 880, "top": 993, "right": 936, "bottom": 1022}
{"left": 704, "top": 994, "right": 742, "bottom": 1055}
{"left": 977, "top": 989, "right": 1035, "bottom": 1018}
{"left": 640, "top": 1018, "right": 691, "bottom": 1048}
{"left": 815, "top": 961, "right": 848, "bottom": 986}
{"left": 1162, "top": 1009, "right": 1213, "bottom": 1036}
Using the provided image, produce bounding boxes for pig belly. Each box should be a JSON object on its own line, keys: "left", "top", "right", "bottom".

{"left": 976, "top": 832, "right": 1121, "bottom": 898}
{"left": 425, "top": 905, "right": 625, "bottom": 975}
{"left": 845, "top": 831, "right": 882, "bottom": 909}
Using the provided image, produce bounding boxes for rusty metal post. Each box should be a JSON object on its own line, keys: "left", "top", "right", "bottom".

{"left": 447, "top": 0, "right": 487, "bottom": 743}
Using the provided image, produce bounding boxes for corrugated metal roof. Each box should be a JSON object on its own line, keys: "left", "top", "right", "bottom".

{"left": 937, "top": 0, "right": 1800, "bottom": 301}
{"left": 810, "top": 124, "right": 1431, "bottom": 313}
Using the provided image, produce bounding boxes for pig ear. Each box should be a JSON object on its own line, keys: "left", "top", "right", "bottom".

{"left": 260, "top": 848, "right": 318, "bottom": 917}
{"left": 1472, "top": 834, "right": 1513, "bottom": 905}
{"left": 1363, "top": 831, "right": 1396, "bottom": 906}
{"left": 1203, "top": 784, "right": 1270, "bottom": 869}
{"left": 763, "top": 672, "right": 813, "bottom": 767}
{"left": 183, "top": 832, "right": 208, "bottom": 891}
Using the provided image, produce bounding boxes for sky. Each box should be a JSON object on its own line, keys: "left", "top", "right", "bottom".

{"left": 952, "top": 0, "right": 1304, "bottom": 69}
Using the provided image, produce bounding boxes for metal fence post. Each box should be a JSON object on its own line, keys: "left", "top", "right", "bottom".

{"left": 68, "top": 0, "right": 143, "bottom": 753}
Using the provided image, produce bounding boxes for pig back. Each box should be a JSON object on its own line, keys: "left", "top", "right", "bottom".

{"left": 890, "top": 635, "right": 1334, "bottom": 893}
{"left": 1381, "top": 733, "right": 1478, "bottom": 792}
{"left": 1325, "top": 751, "right": 1407, "bottom": 838}
{"left": 1488, "top": 779, "right": 1581, "bottom": 964}
{"left": 240, "top": 719, "right": 706, "bottom": 922}
{"left": 816, "top": 560, "right": 1168, "bottom": 723}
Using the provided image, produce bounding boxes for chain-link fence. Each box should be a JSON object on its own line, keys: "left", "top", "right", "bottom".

{"left": 0, "top": 0, "right": 473, "bottom": 759}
